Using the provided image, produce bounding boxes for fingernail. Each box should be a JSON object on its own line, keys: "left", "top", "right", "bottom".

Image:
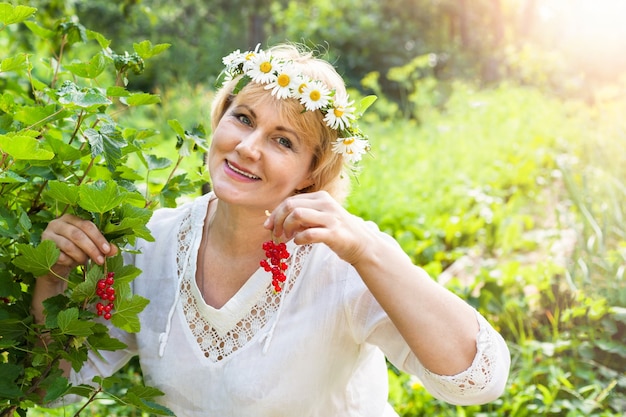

{"left": 263, "top": 218, "right": 270, "bottom": 228}
{"left": 102, "top": 243, "right": 110, "bottom": 252}
{"left": 97, "top": 255, "right": 105, "bottom": 264}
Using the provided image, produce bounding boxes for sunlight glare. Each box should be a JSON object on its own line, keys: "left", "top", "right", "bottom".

{"left": 538, "top": 0, "right": 626, "bottom": 78}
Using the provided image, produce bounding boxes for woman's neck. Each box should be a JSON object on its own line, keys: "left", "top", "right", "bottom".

{"left": 208, "top": 198, "right": 272, "bottom": 256}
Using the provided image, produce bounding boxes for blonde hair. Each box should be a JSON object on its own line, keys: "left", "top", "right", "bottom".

{"left": 210, "top": 44, "right": 351, "bottom": 203}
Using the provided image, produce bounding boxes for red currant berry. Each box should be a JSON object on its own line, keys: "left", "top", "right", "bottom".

{"left": 103, "top": 312, "right": 112, "bottom": 320}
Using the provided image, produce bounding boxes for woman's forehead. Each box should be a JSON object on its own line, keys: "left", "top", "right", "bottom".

{"left": 233, "top": 88, "right": 317, "bottom": 132}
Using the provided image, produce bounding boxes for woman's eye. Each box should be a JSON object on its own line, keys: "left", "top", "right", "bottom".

{"left": 277, "top": 137, "right": 293, "bottom": 149}
{"left": 236, "top": 114, "right": 252, "bottom": 125}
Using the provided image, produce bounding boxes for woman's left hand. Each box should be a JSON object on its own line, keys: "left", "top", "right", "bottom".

{"left": 264, "top": 191, "right": 370, "bottom": 265}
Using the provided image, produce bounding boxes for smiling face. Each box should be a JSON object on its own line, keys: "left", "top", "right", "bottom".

{"left": 207, "top": 87, "right": 315, "bottom": 211}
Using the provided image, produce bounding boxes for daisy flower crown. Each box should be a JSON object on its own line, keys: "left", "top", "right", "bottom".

{"left": 216, "top": 46, "right": 377, "bottom": 166}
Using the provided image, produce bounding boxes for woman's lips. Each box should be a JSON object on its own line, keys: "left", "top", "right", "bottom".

{"left": 225, "top": 160, "right": 261, "bottom": 180}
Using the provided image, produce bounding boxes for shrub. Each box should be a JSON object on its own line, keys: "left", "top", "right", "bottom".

{"left": 0, "top": 4, "right": 207, "bottom": 415}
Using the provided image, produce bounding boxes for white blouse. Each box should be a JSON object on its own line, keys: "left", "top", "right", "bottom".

{"left": 67, "top": 192, "right": 510, "bottom": 416}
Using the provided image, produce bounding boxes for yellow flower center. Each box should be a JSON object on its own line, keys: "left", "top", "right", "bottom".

{"left": 260, "top": 61, "right": 272, "bottom": 73}
{"left": 277, "top": 73, "right": 291, "bottom": 87}
{"left": 298, "top": 83, "right": 307, "bottom": 94}
{"left": 334, "top": 108, "right": 345, "bottom": 118}
{"left": 245, "top": 52, "right": 255, "bottom": 61}
{"left": 343, "top": 138, "right": 355, "bottom": 145}
{"left": 309, "top": 90, "right": 321, "bottom": 101}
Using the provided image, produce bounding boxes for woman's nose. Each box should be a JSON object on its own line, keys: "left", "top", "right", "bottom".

{"left": 235, "top": 131, "right": 263, "bottom": 160}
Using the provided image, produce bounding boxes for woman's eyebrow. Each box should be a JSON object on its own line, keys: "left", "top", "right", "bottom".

{"left": 237, "top": 104, "right": 302, "bottom": 143}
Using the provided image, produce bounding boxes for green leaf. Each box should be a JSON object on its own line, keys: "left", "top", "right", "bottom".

{"left": 24, "top": 20, "right": 55, "bottom": 39}
{"left": 57, "top": 307, "right": 95, "bottom": 337}
{"left": 0, "top": 92, "right": 16, "bottom": 113}
{"left": 106, "top": 86, "right": 131, "bottom": 97}
{"left": 86, "top": 29, "right": 111, "bottom": 49}
{"left": 65, "top": 52, "right": 109, "bottom": 79}
{"left": 0, "top": 317, "right": 27, "bottom": 342}
{"left": 13, "top": 104, "right": 65, "bottom": 129}
{"left": 0, "top": 4, "right": 37, "bottom": 26}
{"left": 122, "top": 92, "right": 161, "bottom": 107}
{"left": 355, "top": 95, "right": 378, "bottom": 117}
{"left": 58, "top": 21, "right": 87, "bottom": 45}
{"left": 13, "top": 240, "right": 60, "bottom": 277}
{"left": 167, "top": 119, "right": 185, "bottom": 137}
{"left": 146, "top": 154, "right": 172, "bottom": 170}
{"left": 104, "top": 216, "right": 153, "bottom": 242}
{"left": 103, "top": 202, "right": 154, "bottom": 242}
{"left": 133, "top": 40, "right": 171, "bottom": 60}
{"left": 78, "top": 180, "right": 127, "bottom": 214}
{"left": 42, "top": 294, "right": 70, "bottom": 329}
{"left": 66, "top": 384, "right": 97, "bottom": 399}
{"left": 42, "top": 376, "right": 70, "bottom": 403}
{"left": 0, "top": 271, "right": 22, "bottom": 299}
{"left": 88, "top": 331, "right": 128, "bottom": 351}
{"left": 159, "top": 173, "right": 197, "bottom": 208}
{"left": 124, "top": 385, "right": 174, "bottom": 416}
{"left": 110, "top": 292, "right": 149, "bottom": 333}
{"left": 84, "top": 122, "right": 125, "bottom": 171}
{"left": 124, "top": 392, "right": 175, "bottom": 416}
{"left": 171, "top": 120, "right": 209, "bottom": 157}
{"left": 45, "top": 136, "right": 84, "bottom": 161}
{"left": 63, "top": 345, "right": 89, "bottom": 372}
{"left": 0, "top": 363, "right": 23, "bottom": 399}
{"left": 46, "top": 180, "right": 80, "bottom": 206}
{"left": 56, "top": 81, "right": 111, "bottom": 111}
{"left": 0, "top": 170, "right": 27, "bottom": 183}
{"left": 0, "top": 134, "right": 55, "bottom": 160}
{"left": 0, "top": 53, "right": 29, "bottom": 73}
{"left": 71, "top": 265, "right": 102, "bottom": 304}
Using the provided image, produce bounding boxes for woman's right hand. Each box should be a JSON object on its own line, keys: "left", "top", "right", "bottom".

{"left": 32, "top": 215, "right": 117, "bottom": 326}
{"left": 41, "top": 214, "right": 118, "bottom": 279}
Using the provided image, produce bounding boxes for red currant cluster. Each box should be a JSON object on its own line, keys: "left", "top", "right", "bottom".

{"left": 95, "top": 271, "right": 115, "bottom": 320}
{"left": 260, "top": 241, "right": 290, "bottom": 293}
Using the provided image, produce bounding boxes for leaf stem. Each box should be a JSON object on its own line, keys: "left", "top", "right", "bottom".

{"left": 73, "top": 386, "right": 103, "bottom": 417}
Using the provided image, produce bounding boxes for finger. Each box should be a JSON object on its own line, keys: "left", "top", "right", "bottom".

{"left": 281, "top": 207, "right": 330, "bottom": 240}
{"left": 268, "top": 193, "right": 328, "bottom": 237}
{"left": 63, "top": 216, "right": 115, "bottom": 256}
{"left": 44, "top": 217, "right": 109, "bottom": 265}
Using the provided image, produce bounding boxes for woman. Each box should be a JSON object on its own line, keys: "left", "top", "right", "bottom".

{"left": 32, "top": 44, "right": 510, "bottom": 416}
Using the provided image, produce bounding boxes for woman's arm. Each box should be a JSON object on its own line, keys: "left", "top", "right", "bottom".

{"left": 266, "top": 191, "right": 500, "bottom": 376}
{"left": 31, "top": 214, "right": 118, "bottom": 362}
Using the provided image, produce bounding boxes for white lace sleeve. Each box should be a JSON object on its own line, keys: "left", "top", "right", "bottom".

{"left": 419, "top": 310, "right": 511, "bottom": 405}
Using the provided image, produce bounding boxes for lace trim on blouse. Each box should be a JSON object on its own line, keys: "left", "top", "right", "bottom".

{"left": 176, "top": 208, "right": 311, "bottom": 362}
{"left": 422, "top": 312, "right": 497, "bottom": 395}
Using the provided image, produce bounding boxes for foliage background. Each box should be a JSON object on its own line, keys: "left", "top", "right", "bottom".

{"left": 1, "top": 0, "right": 625, "bottom": 415}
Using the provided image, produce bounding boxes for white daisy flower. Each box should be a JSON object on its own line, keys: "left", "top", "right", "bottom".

{"left": 290, "top": 74, "right": 310, "bottom": 100}
{"left": 332, "top": 136, "right": 369, "bottom": 163}
{"left": 242, "top": 44, "right": 262, "bottom": 72}
{"left": 324, "top": 93, "right": 356, "bottom": 130}
{"left": 222, "top": 49, "right": 244, "bottom": 68}
{"left": 246, "top": 50, "right": 276, "bottom": 84}
{"left": 299, "top": 80, "right": 331, "bottom": 111}
{"left": 264, "top": 63, "right": 299, "bottom": 99}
